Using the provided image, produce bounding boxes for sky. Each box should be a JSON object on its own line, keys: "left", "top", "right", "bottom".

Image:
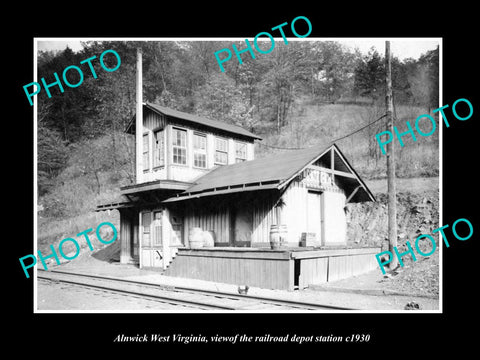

{"left": 36, "top": 38, "right": 440, "bottom": 61}
{"left": 337, "top": 39, "right": 439, "bottom": 60}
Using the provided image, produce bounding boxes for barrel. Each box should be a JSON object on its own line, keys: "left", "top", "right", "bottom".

{"left": 270, "top": 224, "right": 287, "bottom": 250}
{"left": 189, "top": 227, "right": 204, "bottom": 249}
{"left": 202, "top": 230, "right": 215, "bottom": 247}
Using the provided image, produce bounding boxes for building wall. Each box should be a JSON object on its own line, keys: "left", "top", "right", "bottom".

{"left": 282, "top": 181, "right": 309, "bottom": 245}
{"left": 184, "top": 204, "right": 232, "bottom": 246}
{"left": 265, "top": 180, "right": 347, "bottom": 247}
{"left": 251, "top": 194, "right": 277, "bottom": 245}
{"left": 179, "top": 181, "right": 347, "bottom": 249}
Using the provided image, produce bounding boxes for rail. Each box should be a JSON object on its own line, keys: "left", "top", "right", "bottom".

{"left": 37, "top": 269, "right": 354, "bottom": 311}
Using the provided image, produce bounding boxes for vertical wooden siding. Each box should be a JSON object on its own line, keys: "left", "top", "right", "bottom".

{"left": 298, "top": 257, "right": 329, "bottom": 288}
{"left": 165, "top": 250, "right": 294, "bottom": 290}
{"left": 251, "top": 194, "right": 277, "bottom": 244}
{"left": 144, "top": 110, "right": 166, "bottom": 131}
{"left": 250, "top": 181, "right": 311, "bottom": 246}
{"left": 185, "top": 205, "right": 231, "bottom": 245}
{"left": 297, "top": 251, "right": 380, "bottom": 288}
{"left": 119, "top": 209, "right": 132, "bottom": 264}
{"left": 282, "top": 181, "right": 308, "bottom": 244}
{"left": 327, "top": 253, "right": 377, "bottom": 282}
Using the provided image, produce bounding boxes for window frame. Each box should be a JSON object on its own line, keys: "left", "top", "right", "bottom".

{"left": 171, "top": 127, "right": 188, "bottom": 166}
{"left": 193, "top": 132, "right": 207, "bottom": 169}
{"left": 235, "top": 141, "right": 247, "bottom": 163}
{"left": 142, "top": 132, "right": 150, "bottom": 173}
{"left": 214, "top": 136, "right": 228, "bottom": 165}
{"left": 153, "top": 128, "right": 165, "bottom": 169}
{"left": 141, "top": 211, "right": 152, "bottom": 247}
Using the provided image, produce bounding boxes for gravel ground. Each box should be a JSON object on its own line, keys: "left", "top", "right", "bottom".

{"left": 37, "top": 279, "right": 198, "bottom": 311}
{"left": 36, "top": 253, "right": 440, "bottom": 312}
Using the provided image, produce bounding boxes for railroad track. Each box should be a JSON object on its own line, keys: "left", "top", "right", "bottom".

{"left": 37, "top": 269, "right": 353, "bottom": 311}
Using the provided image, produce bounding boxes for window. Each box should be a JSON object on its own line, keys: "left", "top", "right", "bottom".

{"left": 142, "top": 134, "right": 150, "bottom": 172}
{"left": 153, "top": 130, "right": 164, "bottom": 168}
{"left": 235, "top": 141, "right": 247, "bottom": 163}
{"left": 152, "top": 211, "right": 162, "bottom": 247}
{"left": 193, "top": 132, "right": 207, "bottom": 168}
{"left": 141, "top": 212, "right": 152, "bottom": 246}
{"left": 172, "top": 128, "right": 187, "bottom": 165}
{"left": 215, "top": 137, "right": 228, "bottom": 165}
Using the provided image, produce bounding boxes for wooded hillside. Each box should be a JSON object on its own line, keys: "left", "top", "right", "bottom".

{"left": 37, "top": 40, "right": 439, "bottom": 222}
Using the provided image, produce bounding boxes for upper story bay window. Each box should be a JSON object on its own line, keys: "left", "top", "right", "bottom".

{"left": 214, "top": 137, "right": 228, "bottom": 165}
{"left": 172, "top": 128, "right": 187, "bottom": 165}
{"left": 193, "top": 132, "right": 207, "bottom": 169}
{"left": 235, "top": 141, "right": 247, "bottom": 163}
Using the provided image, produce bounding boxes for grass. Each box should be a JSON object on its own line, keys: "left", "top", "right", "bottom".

{"left": 256, "top": 98, "right": 439, "bottom": 180}
{"left": 364, "top": 177, "right": 439, "bottom": 196}
{"left": 37, "top": 210, "right": 120, "bottom": 255}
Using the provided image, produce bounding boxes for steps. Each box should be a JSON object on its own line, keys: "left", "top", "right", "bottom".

{"left": 163, "top": 246, "right": 180, "bottom": 271}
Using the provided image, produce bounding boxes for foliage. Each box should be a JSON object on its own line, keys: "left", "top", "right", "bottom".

{"left": 36, "top": 40, "right": 440, "bottom": 222}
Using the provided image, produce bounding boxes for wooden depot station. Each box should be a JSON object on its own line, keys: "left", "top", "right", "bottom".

{"left": 96, "top": 101, "right": 380, "bottom": 291}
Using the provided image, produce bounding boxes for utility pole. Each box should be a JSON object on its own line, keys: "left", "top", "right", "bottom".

{"left": 385, "top": 41, "right": 398, "bottom": 270}
{"left": 136, "top": 48, "right": 143, "bottom": 184}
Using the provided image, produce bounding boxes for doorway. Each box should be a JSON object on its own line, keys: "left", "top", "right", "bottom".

{"left": 140, "top": 210, "right": 164, "bottom": 268}
{"left": 307, "top": 191, "right": 323, "bottom": 246}
{"left": 230, "top": 206, "right": 253, "bottom": 247}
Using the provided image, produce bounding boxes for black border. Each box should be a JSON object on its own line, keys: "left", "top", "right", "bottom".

{"left": 10, "top": 5, "right": 478, "bottom": 353}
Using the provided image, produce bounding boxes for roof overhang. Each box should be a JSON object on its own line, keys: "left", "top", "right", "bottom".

{"left": 162, "top": 181, "right": 281, "bottom": 203}
{"left": 96, "top": 201, "right": 134, "bottom": 211}
{"left": 125, "top": 103, "right": 262, "bottom": 141}
{"left": 120, "top": 179, "right": 193, "bottom": 195}
{"left": 162, "top": 144, "right": 375, "bottom": 204}
{"left": 279, "top": 144, "right": 376, "bottom": 203}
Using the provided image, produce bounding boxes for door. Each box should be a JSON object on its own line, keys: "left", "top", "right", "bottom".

{"left": 140, "top": 210, "right": 164, "bottom": 268}
{"left": 307, "top": 191, "right": 322, "bottom": 246}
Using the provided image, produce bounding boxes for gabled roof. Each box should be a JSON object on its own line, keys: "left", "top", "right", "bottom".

{"left": 164, "top": 143, "right": 375, "bottom": 203}
{"left": 125, "top": 102, "right": 262, "bottom": 140}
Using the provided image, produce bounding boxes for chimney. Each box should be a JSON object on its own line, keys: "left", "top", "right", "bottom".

{"left": 136, "top": 48, "right": 143, "bottom": 184}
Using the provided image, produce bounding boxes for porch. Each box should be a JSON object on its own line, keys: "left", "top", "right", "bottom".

{"left": 164, "top": 246, "right": 380, "bottom": 291}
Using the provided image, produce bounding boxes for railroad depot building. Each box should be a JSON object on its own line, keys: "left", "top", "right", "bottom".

{"left": 97, "top": 102, "right": 380, "bottom": 291}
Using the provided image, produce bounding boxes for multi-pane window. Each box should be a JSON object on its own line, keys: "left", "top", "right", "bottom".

{"left": 215, "top": 137, "right": 228, "bottom": 165}
{"left": 153, "top": 130, "right": 164, "bottom": 168}
{"left": 235, "top": 141, "right": 247, "bottom": 163}
{"left": 193, "top": 132, "right": 207, "bottom": 168}
{"left": 142, "top": 134, "right": 149, "bottom": 171}
{"left": 152, "top": 211, "right": 163, "bottom": 247}
{"left": 172, "top": 128, "right": 187, "bottom": 165}
{"left": 141, "top": 212, "right": 151, "bottom": 246}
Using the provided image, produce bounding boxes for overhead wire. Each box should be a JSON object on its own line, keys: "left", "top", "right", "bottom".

{"left": 257, "top": 111, "right": 388, "bottom": 150}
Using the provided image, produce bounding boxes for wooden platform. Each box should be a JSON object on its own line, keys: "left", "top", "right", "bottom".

{"left": 164, "top": 247, "right": 381, "bottom": 291}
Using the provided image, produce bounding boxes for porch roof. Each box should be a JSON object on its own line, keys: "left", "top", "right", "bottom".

{"left": 120, "top": 179, "right": 193, "bottom": 195}
{"left": 164, "top": 143, "right": 376, "bottom": 203}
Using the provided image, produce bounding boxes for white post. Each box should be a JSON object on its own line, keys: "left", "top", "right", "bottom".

{"left": 136, "top": 48, "right": 143, "bottom": 184}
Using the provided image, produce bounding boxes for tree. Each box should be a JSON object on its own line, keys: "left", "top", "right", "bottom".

{"left": 353, "top": 48, "right": 385, "bottom": 102}
{"left": 312, "top": 41, "right": 357, "bottom": 102}
{"left": 419, "top": 47, "right": 439, "bottom": 110}
{"left": 255, "top": 41, "right": 314, "bottom": 131}
{"left": 37, "top": 46, "right": 98, "bottom": 143}
{"left": 37, "top": 115, "right": 68, "bottom": 196}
